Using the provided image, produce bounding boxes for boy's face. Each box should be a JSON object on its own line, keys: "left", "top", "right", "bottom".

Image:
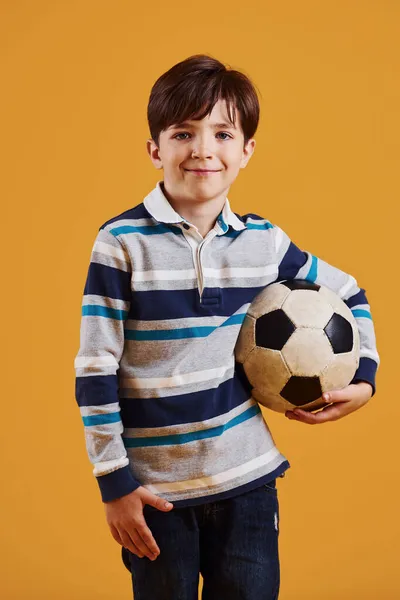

{"left": 147, "top": 99, "right": 256, "bottom": 203}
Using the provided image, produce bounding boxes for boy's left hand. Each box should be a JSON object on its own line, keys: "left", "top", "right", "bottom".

{"left": 285, "top": 381, "right": 373, "bottom": 424}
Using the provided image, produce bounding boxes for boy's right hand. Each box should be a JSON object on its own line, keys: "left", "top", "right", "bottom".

{"left": 104, "top": 486, "right": 174, "bottom": 561}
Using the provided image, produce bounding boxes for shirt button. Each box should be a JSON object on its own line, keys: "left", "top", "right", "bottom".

{"left": 182, "top": 223, "right": 190, "bottom": 230}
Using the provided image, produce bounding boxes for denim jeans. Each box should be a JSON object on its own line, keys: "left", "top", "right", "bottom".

{"left": 121, "top": 479, "right": 281, "bottom": 600}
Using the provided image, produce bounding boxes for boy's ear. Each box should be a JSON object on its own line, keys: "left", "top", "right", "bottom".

{"left": 240, "top": 138, "right": 256, "bottom": 169}
{"left": 147, "top": 139, "right": 163, "bottom": 170}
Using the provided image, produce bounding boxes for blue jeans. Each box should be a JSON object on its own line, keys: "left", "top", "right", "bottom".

{"left": 121, "top": 479, "right": 281, "bottom": 600}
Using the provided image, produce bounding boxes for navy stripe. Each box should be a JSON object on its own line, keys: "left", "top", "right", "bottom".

{"left": 278, "top": 242, "right": 309, "bottom": 281}
{"left": 123, "top": 405, "right": 261, "bottom": 448}
{"left": 75, "top": 374, "right": 119, "bottom": 407}
{"left": 83, "top": 262, "right": 131, "bottom": 301}
{"left": 119, "top": 370, "right": 252, "bottom": 427}
{"left": 129, "top": 287, "right": 265, "bottom": 321}
{"left": 99, "top": 203, "right": 152, "bottom": 228}
{"left": 345, "top": 288, "right": 368, "bottom": 308}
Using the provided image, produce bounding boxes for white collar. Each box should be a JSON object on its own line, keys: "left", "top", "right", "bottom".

{"left": 143, "top": 181, "right": 246, "bottom": 234}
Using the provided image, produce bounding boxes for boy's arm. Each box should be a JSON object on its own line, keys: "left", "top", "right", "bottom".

{"left": 74, "top": 226, "right": 141, "bottom": 502}
{"left": 273, "top": 225, "right": 380, "bottom": 395}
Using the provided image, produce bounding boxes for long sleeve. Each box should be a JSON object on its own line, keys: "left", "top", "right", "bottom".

{"left": 74, "top": 225, "right": 141, "bottom": 502}
{"left": 273, "top": 225, "right": 380, "bottom": 395}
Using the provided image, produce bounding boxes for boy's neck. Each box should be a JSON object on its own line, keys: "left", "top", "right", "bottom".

{"left": 161, "top": 181, "right": 228, "bottom": 238}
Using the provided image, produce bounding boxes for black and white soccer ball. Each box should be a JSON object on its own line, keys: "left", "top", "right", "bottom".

{"left": 235, "top": 280, "right": 360, "bottom": 413}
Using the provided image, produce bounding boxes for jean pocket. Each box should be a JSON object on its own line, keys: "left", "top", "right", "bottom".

{"left": 263, "top": 479, "right": 277, "bottom": 494}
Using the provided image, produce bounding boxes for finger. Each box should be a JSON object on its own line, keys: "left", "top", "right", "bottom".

{"left": 119, "top": 531, "right": 145, "bottom": 559}
{"left": 323, "top": 386, "right": 354, "bottom": 403}
{"left": 130, "top": 529, "right": 158, "bottom": 561}
{"left": 109, "top": 523, "right": 123, "bottom": 545}
{"left": 137, "top": 520, "right": 160, "bottom": 557}
{"left": 140, "top": 490, "right": 173, "bottom": 512}
{"left": 287, "top": 403, "right": 347, "bottom": 424}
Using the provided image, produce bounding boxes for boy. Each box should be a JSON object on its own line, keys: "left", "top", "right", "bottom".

{"left": 74, "top": 54, "right": 379, "bottom": 599}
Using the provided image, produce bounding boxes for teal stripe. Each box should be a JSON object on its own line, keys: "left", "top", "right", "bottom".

{"left": 306, "top": 255, "right": 318, "bottom": 282}
{"left": 82, "top": 305, "right": 128, "bottom": 320}
{"left": 222, "top": 313, "right": 247, "bottom": 327}
{"left": 83, "top": 412, "right": 121, "bottom": 426}
{"left": 216, "top": 215, "right": 229, "bottom": 233}
{"left": 123, "top": 404, "right": 261, "bottom": 448}
{"left": 351, "top": 309, "right": 372, "bottom": 320}
{"left": 124, "top": 313, "right": 247, "bottom": 341}
{"left": 225, "top": 229, "right": 243, "bottom": 239}
{"left": 246, "top": 222, "right": 274, "bottom": 230}
{"left": 109, "top": 224, "right": 181, "bottom": 236}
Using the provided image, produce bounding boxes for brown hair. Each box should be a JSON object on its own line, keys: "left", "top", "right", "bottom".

{"left": 147, "top": 54, "right": 261, "bottom": 149}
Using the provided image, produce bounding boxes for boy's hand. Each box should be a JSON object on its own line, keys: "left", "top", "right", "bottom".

{"left": 104, "top": 486, "right": 174, "bottom": 560}
{"left": 285, "top": 381, "right": 373, "bottom": 424}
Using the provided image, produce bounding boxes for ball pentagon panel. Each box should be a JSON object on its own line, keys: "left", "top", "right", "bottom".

{"left": 281, "top": 376, "right": 322, "bottom": 405}
{"left": 324, "top": 313, "right": 354, "bottom": 354}
{"left": 255, "top": 309, "right": 295, "bottom": 351}
{"left": 282, "top": 328, "right": 333, "bottom": 376}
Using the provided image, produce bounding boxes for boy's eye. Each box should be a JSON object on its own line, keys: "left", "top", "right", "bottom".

{"left": 217, "top": 132, "right": 231, "bottom": 140}
{"left": 173, "top": 132, "right": 232, "bottom": 141}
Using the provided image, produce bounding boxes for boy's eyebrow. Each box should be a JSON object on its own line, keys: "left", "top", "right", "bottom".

{"left": 169, "top": 121, "right": 236, "bottom": 130}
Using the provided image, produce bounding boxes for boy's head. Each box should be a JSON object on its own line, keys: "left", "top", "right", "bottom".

{"left": 146, "top": 54, "right": 259, "bottom": 204}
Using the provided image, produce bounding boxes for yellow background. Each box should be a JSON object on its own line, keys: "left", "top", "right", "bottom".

{"left": 1, "top": 1, "right": 398, "bottom": 598}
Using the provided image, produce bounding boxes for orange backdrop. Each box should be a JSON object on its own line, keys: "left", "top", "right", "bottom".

{"left": 1, "top": 1, "right": 398, "bottom": 599}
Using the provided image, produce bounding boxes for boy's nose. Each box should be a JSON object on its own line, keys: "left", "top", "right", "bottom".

{"left": 191, "top": 145, "right": 214, "bottom": 159}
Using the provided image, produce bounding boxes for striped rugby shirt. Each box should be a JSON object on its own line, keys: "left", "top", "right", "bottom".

{"left": 74, "top": 180, "right": 380, "bottom": 506}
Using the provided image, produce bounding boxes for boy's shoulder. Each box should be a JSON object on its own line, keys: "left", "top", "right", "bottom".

{"left": 98, "top": 201, "right": 149, "bottom": 232}
{"left": 234, "top": 210, "right": 275, "bottom": 230}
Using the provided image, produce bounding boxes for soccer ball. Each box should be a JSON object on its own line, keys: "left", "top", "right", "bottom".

{"left": 235, "top": 280, "right": 360, "bottom": 413}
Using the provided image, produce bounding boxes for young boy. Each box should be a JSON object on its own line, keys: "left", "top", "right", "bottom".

{"left": 74, "top": 54, "right": 379, "bottom": 599}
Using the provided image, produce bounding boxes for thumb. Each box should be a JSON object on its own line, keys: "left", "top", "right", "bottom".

{"left": 143, "top": 490, "right": 174, "bottom": 512}
{"left": 323, "top": 386, "right": 350, "bottom": 403}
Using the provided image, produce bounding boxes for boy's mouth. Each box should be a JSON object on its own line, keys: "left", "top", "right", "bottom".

{"left": 185, "top": 169, "right": 221, "bottom": 175}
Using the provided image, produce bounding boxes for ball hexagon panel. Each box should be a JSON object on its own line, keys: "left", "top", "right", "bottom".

{"left": 318, "top": 285, "right": 355, "bottom": 322}
{"left": 255, "top": 309, "right": 295, "bottom": 351}
{"left": 235, "top": 314, "right": 256, "bottom": 363}
{"left": 319, "top": 350, "right": 360, "bottom": 392}
{"left": 282, "top": 289, "right": 334, "bottom": 328}
{"left": 282, "top": 328, "right": 333, "bottom": 376}
{"left": 281, "top": 376, "right": 322, "bottom": 404}
{"left": 324, "top": 313, "right": 354, "bottom": 353}
{"left": 247, "top": 282, "right": 291, "bottom": 319}
{"left": 244, "top": 346, "right": 291, "bottom": 398}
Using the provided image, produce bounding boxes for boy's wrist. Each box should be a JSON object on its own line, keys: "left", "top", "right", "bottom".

{"left": 97, "top": 464, "right": 141, "bottom": 503}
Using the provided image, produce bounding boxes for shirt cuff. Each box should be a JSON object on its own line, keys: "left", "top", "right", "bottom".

{"left": 96, "top": 464, "right": 141, "bottom": 502}
{"left": 350, "top": 356, "right": 378, "bottom": 397}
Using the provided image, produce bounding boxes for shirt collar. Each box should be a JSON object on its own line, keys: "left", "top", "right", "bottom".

{"left": 143, "top": 181, "right": 246, "bottom": 235}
